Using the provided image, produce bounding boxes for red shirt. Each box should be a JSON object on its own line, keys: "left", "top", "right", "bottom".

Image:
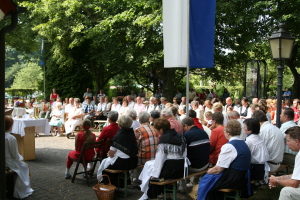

{"left": 96, "top": 123, "right": 120, "bottom": 157}
{"left": 292, "top": 107, "right": 299, "bottom": 122}
{"left": 209, "top": 126, "right": 228, "bottom": 165}
{"left": 193, "top": 118, "right": 204, "bottom": 130}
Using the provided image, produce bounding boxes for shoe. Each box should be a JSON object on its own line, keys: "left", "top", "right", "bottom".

{"left": 66, "top": 133, "right": 71, "bottom": 139}
{"left": 186, "top": 182, "right": 195, "bottom": 187}
{"left": 65, "top": 173, "right": 71, "bottom": 179}
{"left": 56, "top": 134, "right": 61, "bottom": 137}
{"left": 178, "top": 185, "right": 186, "bottom": 193}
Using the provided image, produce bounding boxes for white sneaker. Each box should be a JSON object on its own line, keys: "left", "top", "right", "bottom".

{"left": 56, "top": 134, "right": 61, "bottom": 137}
{"left": 186, "top": 182, "right": 195, "bottom": 187}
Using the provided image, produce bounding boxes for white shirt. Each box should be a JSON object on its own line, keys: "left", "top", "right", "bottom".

{"left": 128, "top": 101, "right": 135, "bottom": 108}
{"left": 110, "top": 146, "right": 129, "bottom": 159}
{"left": 111, "top": 103, "right": 121, "bottom": 112}
{"left": 64, "top": 104, "right": 74, "bottom": 113}
{"left": 292, "top": 152, "right": 300, "bottom": 180}
{"left": 216, "top": 136, "right": 241, "bottom": 168}
{"left": 147, "top": 104, "right": 159, "bottom": 113}
{"left": 119, "top": 106, "right": 130, "bottom": 116}
{"left": 260, "top": 121, "right": 284, "bottom": 163}
{"left": 245, "top": 134, "right": 269, "bottom": 164}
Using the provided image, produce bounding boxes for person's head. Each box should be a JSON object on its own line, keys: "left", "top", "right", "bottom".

{"left": 56, "top": 102, "right": 62, "bottom": 109}
{"left": 205, "top": 111, "right": 213, "bottom": 120}
{"left": 126, "top": 95, "right": 132, "bottom": 102}
{"left": 250, "top": 103, "right": 266, "bottom": 114}
{"left": 204, "top": 100, "right": 212, "bottom": 108}
{"left": 99, "top": 97, "right": 104, "bottom": 103}
{"left": 181, "top": 97, "right": 186, "bottom": 103}
{"left": 241, "top": 97, "right": 249, "bottom": 106}
{"left": 5, "top": 116, "right": 14, "bottom": 132}
{"left": 141, "top": 87, "right": 144, "bottom": 91}
{"left": 173, "top": 97, "right": 178, "bottom": 104}
{"left": 136, "top": 96, "right": 142, "bottom": 104}
{"left": 226, "top": 97, "right": 232, "bottom": 106}
{"left": 42, "top": 98, "right": 48, "bottom": 103}
{"left": 122, "top": 99, "right": 128, "bottom": 107}
{"left": 252, "top": 98, "right": 258, "bottom": 104}
{"left": 154, "top": 118, "right": 171, "bottom": 134}
{"left": 56, "top": 97, "right": 62, "bottom": 102}
{"left": 82, "top": 119, "right": 92, "bottom": 130}
{"left": 161, "top": 108, "right": 173, "bottom": 119}
{"left": 252, "top": 110, "right": 268, "bottom": 123}
{"left": 293, "top": 99, "right": 300, "bottom": 108}
{"left": 170, "top": 106, "right": 179, "bottom": 117}
{"left": 224, "top": 120, "right": 241, "bottom": 138}
{"left": 188, "top": 110, "right": 197, "bottom": 118}
{"left": 127, "top": 109, "right": 137, "bottom": 120}
{"left": 150, "top": 110, "right": 160, "bottom": 122}
{"left": 178, "top": 105, "right": 186, "bottom": 115}
{"left": 285, "top": 126, "right": 300, "bottom": 152}
{"left": 190, "top": 101, "right": 199, "bottom": 110}
{"left": 104, "top": 96, "right": 109, "bottom": 103}
{"left": 52, "top": 88, "right": 57, "bottom": 93}
{"left": 243, "top": 118, "right": 260, "bottom": 135}
{"left": 99, "top": 89, "right": 103, "bottom": 94}
{"left": 286, "top": 88, "right": 289, "bottom": 91}
{"left": 165, "top": 103, "right": 173, "bottom": 108}
{"left": 213, "top": 103, "right": 223, "bottom": 113}
{"left": 181, "top": 117, "right": 194, "bottom": 132}
{"left": 212, "top": 112, "right": 224, "bottom": 125}
{"left": 118, "top": 115, "right": 133, "bottom": 129}
{"left": 131, "top": 90, "right": 135, "bottom": 94}
{"left": 227, "top": 111, "right": 240, "bottom": 120}
{"left": 280, "top": 107, "right": 294, "bottom": 123}
{"left": 160, "top": 97, "right": 167, "bottom": 104}
{"left": 108, "top": 111, "right": 119, "bottom": 123}
{"left": 74, "top": 98, "right": 80, "bottom": 107}
{"left": 138, "top": 111, "right": 150, "bottom": 124}
{"left": 150, "top": 97, "right": 156, "bottom": 104}
{"left": 86, "top": 88, "right": 90, "bottom": 92}
{"left": 112, "top": 97, "right": 118, "bottom": 104}
{"left": 65, "top": 97, "right": 69, "bottom": 103}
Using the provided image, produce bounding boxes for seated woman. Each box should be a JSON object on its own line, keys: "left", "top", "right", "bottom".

{"left": 97, "top": 115, "right": 138, "bottom": 187}
{"left": 243, "top": 118, "right": 269, "bottom": 181}
{"left": 139, "top": 118, "right": 187, "bottom": 200}
{"left": 197, "top": 120, "right": 251, "bottom": 200}
{"left": 5, "top": 116, "right": 34, "bottom": 199}
{"left": 65, "top": 120, "right": 96, "bottom": 179}
{"left": 65, "top": 98, "right": 84, "bottom": 138}
{"left": 49, "top": 102, "right": 64, "bottom": 136}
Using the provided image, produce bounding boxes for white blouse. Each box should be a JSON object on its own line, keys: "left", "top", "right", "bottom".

{"left": 245, "top": 134, "right": 269, "bottom": 164}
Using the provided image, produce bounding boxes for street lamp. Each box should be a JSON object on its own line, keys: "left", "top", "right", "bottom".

{"left": 268, "top": 23, "right": 295, "bottom": 128}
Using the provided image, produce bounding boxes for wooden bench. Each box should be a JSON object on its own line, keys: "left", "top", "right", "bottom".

{"left": 6, "top": 167, "right": 17, "bottom": 198}
{"left": 269, "top": 164, "right": 289, "bottom": 176}
{"left": 93, "top": 120, "right": 107, "bottom": 132}
{"left": 150, "top": 169, "right": 208, "bottom": 200}
{"left": 104, "top": 165, "right": 144, "bottom": 197}
{"left": 218, "top": 189, "right": 240, "bottom": 200}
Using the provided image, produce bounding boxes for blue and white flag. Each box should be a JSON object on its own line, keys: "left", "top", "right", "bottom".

{"left": 163, "top": 0, "right": 216, "bottom": 68}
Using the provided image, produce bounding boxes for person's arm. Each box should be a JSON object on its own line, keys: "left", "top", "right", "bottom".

{"left": 207, "top": 166, "right": 225, "bottom": 174}
{"left": 269, "top": 175, "right": 300, "bottom": 188}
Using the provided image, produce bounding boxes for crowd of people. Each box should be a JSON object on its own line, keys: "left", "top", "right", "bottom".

{"left": 5, "top": 86, "right": 300, "bottom": 200}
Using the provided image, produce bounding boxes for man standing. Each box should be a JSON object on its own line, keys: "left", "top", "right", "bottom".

{"left": 252, "top": 110, "right": 284, "bottom": 172}
{"left": 83, "top": 88, "right": 93, "bottom": 99}
{"left": 283, "top": 88, "right": 291, "bottom": 100}
{"left": 181, "top": 117, "right": 210, "bottom": 187}
{"left": 280, "top": 107, "right": 298, "bottom": 166}
{"left": 269, "top": 126, "right": 300, "bottom": 200}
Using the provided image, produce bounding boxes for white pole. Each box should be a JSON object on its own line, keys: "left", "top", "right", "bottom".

{"left": 185, "top": 0, "right": 190, "bottom": 117}
{"left": 42, "top": 39, "right": 45, "bottom": 98}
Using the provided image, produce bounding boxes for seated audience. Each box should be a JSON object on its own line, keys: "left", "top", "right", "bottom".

{"left": 209, "top": 112, "right": 227, "bottom": 166}
{"left": 198, "top": 120, "right": 251, "bottom": 200}
{"left": 252, "top": 110, "right": 284, "bottom": 172}
{"left": 65, "top": 120, "right": 96, "bottom": 179}
{"left": 127, "top": 109, "right": 141, "bottom": 130}
{"left": 161, "top": 108, "right": 183, "bottom": 134}
{"left": 139, "top": 118, "right": 187, "bottom": 200}
{"left": 5, "top": 116, "right": 34, "bottom": 199}
{"left": 119, "top": 99, "right": 130, "bottom": 116}
{"left": 65, "top": 98, "right": 84, "bottom": 138}
{"left": 97, "top": 115, "right": 138, "bottom": 186}
{"left": 82, "top": 97, "right": 95, "bottom": 120}
{"left": 39, "top": 98, "right": 51, "bottom": 118}
{"left": 49, "top": 102, "right": 65, "bottom": 136}
{"left": 180, "top": 117, "right": 210, "bottom": 189}
{"left": 179, "top": 105, "right": 187, "bottom": 121}
{"left": 269, "top": 126, "right": 300, "bottom": 200}
{"left": 149, "top": 110, "right": 160, "bottom": 126}
{"left": 243, "top": 118, "right": 269, "bottom": 181}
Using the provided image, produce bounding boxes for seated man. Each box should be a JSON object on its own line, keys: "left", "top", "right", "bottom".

{"left": 181, "top": 117, "right": 210, "bottom": 188}
{"left": 82, "top": 97, "right": 95, "bottom": 120}
{"left": 269, "top": 126, "right": 300, "bottom": 200}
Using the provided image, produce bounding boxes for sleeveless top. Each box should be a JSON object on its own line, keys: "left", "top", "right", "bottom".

{"left": 240, "top": 105, "right": 249, "bottom": 117}
{"left": 228, "top": 140, "right": 251, "bottom": 170}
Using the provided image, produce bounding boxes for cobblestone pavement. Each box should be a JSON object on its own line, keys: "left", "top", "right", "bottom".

{"left": 19, "top": 129, "right": 191, "bottom": 200}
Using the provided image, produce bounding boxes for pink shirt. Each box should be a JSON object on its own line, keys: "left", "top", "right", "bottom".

{"left": 134, "top": 103, "right": 146, "bottom": 116}
{"left": 168, "top": 117, "right": 183, "bottom": 134}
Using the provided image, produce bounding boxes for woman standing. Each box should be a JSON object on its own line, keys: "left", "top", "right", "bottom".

{"left": 97, "top": 115, "right": 138, "bottom": 186}
{"left": 5, "top": 116, "right": 34, "bottom": 199}
{"left": 49, "top": 102, "right": 65, "bottom": 136}
{"left": 65, "top": 120, "right": 96, "bottom": 179}
{"left": 50, "top": 88, "right": 59, "bottom": 106}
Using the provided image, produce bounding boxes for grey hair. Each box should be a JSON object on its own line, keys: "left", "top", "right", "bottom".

{"left": 227, "top": 111, "right": 240, "bottom": 119}
{"left": 74, "top": 98, "right": 81, "bottom": 103}
{"left": 161, "top": 108, "right": 173, "bottom": 117}
{"left": 138, "top": 111, "right": 150, "bottom": 124}
{"left": 190, "top": 100, "right": 199, "bottom": 107}
{"left": 56, "top": 102, "right": 62, "bottom": 107}
{"left": 118, "top": 115, "right": 133, "bottom": 129}
{"left": 181, "top": 117, "right": 194, "bottom": 126}
{"left": 127, "top": 109, "right": 137, "bottom": 120}
{"left": 108, "top": 111, "right": 119, "bottom": 122}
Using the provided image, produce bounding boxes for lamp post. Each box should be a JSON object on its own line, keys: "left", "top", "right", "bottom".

{"left": 268, "top": 23, "right": 295, "bottom": 128}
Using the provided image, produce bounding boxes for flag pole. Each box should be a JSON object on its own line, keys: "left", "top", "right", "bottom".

{"left": 185, "top": 0, "right": 190, "bottom": 117}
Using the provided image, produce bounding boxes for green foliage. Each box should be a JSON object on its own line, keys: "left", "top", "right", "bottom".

{"left": 11, "top": 62, "right": 43, "bottom": 90}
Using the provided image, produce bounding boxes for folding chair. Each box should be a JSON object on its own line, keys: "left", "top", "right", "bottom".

{"left": 71, "top": 140, "right": 103, "bottom": 185}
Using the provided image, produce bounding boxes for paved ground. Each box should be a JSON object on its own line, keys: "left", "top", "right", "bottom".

{"left": 16, "top": 129, "right": 191, "bottom": 200}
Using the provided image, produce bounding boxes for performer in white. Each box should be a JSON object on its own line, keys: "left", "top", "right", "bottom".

{"left": 5, "top": 116, "right": 34, "bottom": 199}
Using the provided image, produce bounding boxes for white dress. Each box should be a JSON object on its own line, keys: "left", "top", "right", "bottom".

{"left": 5, "top": 132, "right": 34, "bottom": 199}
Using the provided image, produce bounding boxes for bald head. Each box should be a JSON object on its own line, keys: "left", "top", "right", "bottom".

{"left": 252, "top": 98, "right": 258, "bottom": 104}
{"left": 228, "top": 111, "right": 240, "bottom": 119}
{"left": 226, "top": 97, "right": 233, "bottom": 106}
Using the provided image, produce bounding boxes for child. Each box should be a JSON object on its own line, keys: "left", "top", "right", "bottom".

{"left": 205, "top": 111, "right": 213, "bottom": 127}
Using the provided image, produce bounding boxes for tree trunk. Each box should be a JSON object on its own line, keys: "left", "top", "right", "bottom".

{"left": 287, "top": 43, "right": 299, "bottom": 99}
{"left": 161, "top": 68, "right": 176, "bottom": 101}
